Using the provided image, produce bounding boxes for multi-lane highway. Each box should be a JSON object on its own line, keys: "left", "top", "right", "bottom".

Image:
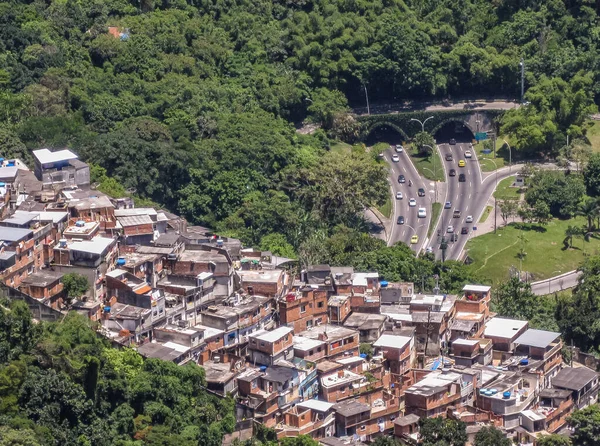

{"left": 385, "top": 146, "right": 431, "bottom": 254}
{"left": 432, "top": 142, "right": 483, "bottom": 260}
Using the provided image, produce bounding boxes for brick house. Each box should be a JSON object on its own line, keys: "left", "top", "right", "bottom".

{"left": 296, "top": 324, "right": 359, "bottom": 361}
{"left": 279, "top": 288, "right": 328, "bottom": 333}
{"left": 248, "top": 326, "right": 294, "bottom": 365}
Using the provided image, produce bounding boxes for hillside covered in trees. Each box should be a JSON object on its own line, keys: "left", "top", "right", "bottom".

{"left": 1, "top": 0, "right": 600, "bottom": 253}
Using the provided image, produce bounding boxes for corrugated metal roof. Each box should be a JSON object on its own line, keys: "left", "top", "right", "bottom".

{"left": 117, "top": 214, "right": 153, "bottom": 227}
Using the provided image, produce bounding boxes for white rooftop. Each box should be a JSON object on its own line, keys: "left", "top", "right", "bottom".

{"left": 162, "top": 341, "right": 190, "bottom": 353}
{"left": 352, "top": 272, "right": 378, "bottom": 287}
{"left": 194, "top": 324, "right": 224, "bottom": 339}
{"left": 33, "top": 148, "right": 78, "bottom": 165}
{"left": 321, "top": 370, "right": 363, "bottom": 388}
{"left": 336, "top": 356, "right": 365, "bottom": 365}
{"left": 408, "top": 372, "right": 462, "bottom": 392}
{"left": 69, "top": 237, "right": 115, "bottom": 255}
{"left": 297, "top": 399, "right": 335, "bottom": 412}
{"left": 293, "top": 336, "right": 325, "bottom": 351}
{"left": 453, "top": 339, "right": 480, "bottom": 346}
{"left": 484, "top": 317, "right": 528, "bottom": 339}
{"left": 521, "top": 409, "right": 546, "bottom": 421}
{"left": 373, "top": 334, "right": 412, "bottom": 350}
{"left": 251, "top": 326, "right": 293, "bottom": 343}
{"left": 463, "top": 284, "right": 491, "bottom": 293}
{"left": 106, "top": 268, "right": 128, "bottom": 278}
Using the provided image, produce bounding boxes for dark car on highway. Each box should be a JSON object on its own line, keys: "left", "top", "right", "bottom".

{"left": 449, "top": 169, "right": 456, "bottom": 177}
{"left": 445, "top": 153, "right": 453, "bottom": 161}
{"left": 461, "top": 227, "right": 469, "bottom": 234}
{"left": 458, "top": 173, "right": 466, "bottom": 182}
{"left": 398, "top": 175, "right": 405, "bottom": 183}
{"left": 418, "top": 188, "right": 425, "bottom": 197}
{"left": 397, "top": 216, "right": 405, "bottom": 225}
{"left": 449, "top": 138, "right": 456, "bottom": 145}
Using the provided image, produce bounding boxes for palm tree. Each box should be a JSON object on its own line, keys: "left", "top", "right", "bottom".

{"left": 577, "top": 199, "right": 598, "bottom": 233}
{"left": 564, "top": 225, "right": 579, "bottom": 248}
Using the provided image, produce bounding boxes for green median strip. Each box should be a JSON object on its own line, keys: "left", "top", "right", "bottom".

{"left": 479, "top": 206, "right": 493, "bottom": 223}
{"left": 428, "top": 202, "right": 441, "bottom": 238}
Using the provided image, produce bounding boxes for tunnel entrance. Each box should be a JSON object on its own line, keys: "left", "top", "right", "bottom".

{"left": 365, "top": 124, "right": 406, "bottom": 147}
{"left": 434, "top": 121, "right": 475, "bottom": 145}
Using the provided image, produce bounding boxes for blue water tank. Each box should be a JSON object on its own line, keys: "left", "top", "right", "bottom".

{"left": 479, "top": 389, "right": 488, "bottom": 395}
{"left": 520, "top": 358, "right": 529, "bottom": 366}
{"left": 7, "top": 161, "right": 14, "bottom": 167}
{"left": 75, "top": 220, "right": 86, "bottom": 227}
{"left": 259, "top": 365, "right": 267, "bottom": 372}
{"left": 0, "top": 182, "right": 5, "bottom": 187}
{"left": 503, "top": 391, "right": 511, "bottom": 399}
{"left": 359, "top": 353, "right": 367, "bottom": 359}
{"left": 490, "top": 389, "right": 498, "bottom": 395}
{"left": 116, "top": 257, "right": 126, "bottom": 266}
{"left": 103, "top": 306, "right": 111, "bottom": 312}
{"left": 380, "top": 281, "right": 388, "bottom": 287}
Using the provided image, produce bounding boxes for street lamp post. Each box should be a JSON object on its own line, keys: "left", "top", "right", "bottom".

{"left": 503, "top": 139, "right": 512, "bottom": 172}
{"left": 484, "top": 158, "right": 499, "bottom": 233}
{"left": 519, "top": 58, "right": 525, "bottom": 104}
{"left": 410, "top": 116, "right": 434, "bottom": 133}
{"left": 362, "top": 82, "right": 370, "bottom": 115}
{"left": 549, "top": 270, "right": 562, "bottom": 294}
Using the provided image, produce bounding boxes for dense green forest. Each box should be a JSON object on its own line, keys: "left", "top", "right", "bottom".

{"left": 0, "top": 301, "right": 236, "bottom": 445}
{"left": 1, "top": 0, "right": 600, "bottom": 253}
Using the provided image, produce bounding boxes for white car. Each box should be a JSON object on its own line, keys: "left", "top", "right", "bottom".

{"left": 409, "top": 198, "right": 417, "bottom": 207}
{"left": 396, "top": 191, "right": 403, "bottom": 200}
{"left": 447, "top": 225, "right": 454, "bottom": 233}
{"left": 465, "top": 150, "right": 472, "bottom": 158}
{"left": 395, "top": 145, "right": 404, "bottom": 153}
{"left": 466, "top": 215, "right": 473, "bottom": 223}
{"left": 391, "top": 154, "right": 400, "bottom": 162}
{"left": 418, "top": 207, "right": 426, "bottom": 218}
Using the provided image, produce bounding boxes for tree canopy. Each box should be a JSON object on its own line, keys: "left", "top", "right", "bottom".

{"left": 0, "top": 300, "right": 235, "bottom": 445}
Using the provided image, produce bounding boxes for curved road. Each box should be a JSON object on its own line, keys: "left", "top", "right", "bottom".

{"left": 432, "top": 145, "right": 521, "bottom": 261}
{"left": 385, "top": 147, "right": 431, "bottom": 254}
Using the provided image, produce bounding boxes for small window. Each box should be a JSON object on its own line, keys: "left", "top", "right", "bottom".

{"left": 301, "top": 305, "right": 306, "bottom": 313}
{"left": 360, "top": 425, "right": 366, "bottom": 431}
{"left": 318, "top": 301, "right": 324, "bottom": 308}
{"left": 260, "top": 342, "right": 265, "bottom": 347}
{"left": 340, "top": 387, "right": 346, "bottom": 393}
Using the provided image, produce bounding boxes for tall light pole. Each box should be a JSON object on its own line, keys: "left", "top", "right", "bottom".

{"left": 410, "top": 116, "right": 434, "bottom": 133}
{"left": 519, "top": 58, "right": 525, "bottom": 104}
{"left": 503, "top": 139, "right": 512, "bottom": 172}
{"left": 362, "top": 81, "right": 370, "bottom": 115}
{"left": 484, "top": 158, "right": 498, "bottom": 233}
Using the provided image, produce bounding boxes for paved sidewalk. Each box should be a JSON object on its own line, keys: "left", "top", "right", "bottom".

{"left": 365, "top": 207, "right": 391, "bottom": 243}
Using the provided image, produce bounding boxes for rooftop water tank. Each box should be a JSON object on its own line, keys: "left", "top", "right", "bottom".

{"left": 0, "top": 182, "right": 5, "bottom": 187}
{"left": 116, "top": 257, "right": 126, "bottom": 266}
{"left": 7, "top": 161, "right": 14, "bottom": 167}
{"left": 380, "top": 280, "right": 388, "bottom": 287}
{"left": 59, "top": 239, "right": 68, "bottom": 248}
{"left": 480, "top": 389, "right": 488, "bottom": 395}
{"left": 520, "top": 358, "right": 529, "bottom": 366}
{"left": 75, "top": 220, "right": 86, "bottom": 227}
{"left": 216, "top": 239, "right": 224, "bottom": 247}
{"left": 103, "top": 306, "right": 111, "bottom": 313}
{"left": 503, "top": 391, "right": 511, "bottom": 399}
{"left": 490, "top": 389, "right": 498, "bottom": 395}
{"left": 259, "top": 365, "right": 267, "bottom": 372}
{"left": 359, "top": 353, "right": 367, "bottom": 359}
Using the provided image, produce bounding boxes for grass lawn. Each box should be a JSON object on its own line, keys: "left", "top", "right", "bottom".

{"left": 408, "top": 146, "right": 445, "bottom": 182}
{"left": 428, "top": 202, "right": 442, "bottom": 238}
{"left": 479, "top": 206, "right": 493, "bottom": 223}
{"left": 493, "top": 176, "right": 521, "bottom": 201}
{"left": 585, "top": 120, "right": 600, "bottom": 153}
{"left": 466, "top": 218, "right": 600, "bottom": 283}
{"left": 473, "top": 134, "right": 513, "bottom": 172}
{"left": 331, "top": 141, "right": 365, "bottom": 153}
{"left": 377, "top": 195, "right": 392, "bottom": 219}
